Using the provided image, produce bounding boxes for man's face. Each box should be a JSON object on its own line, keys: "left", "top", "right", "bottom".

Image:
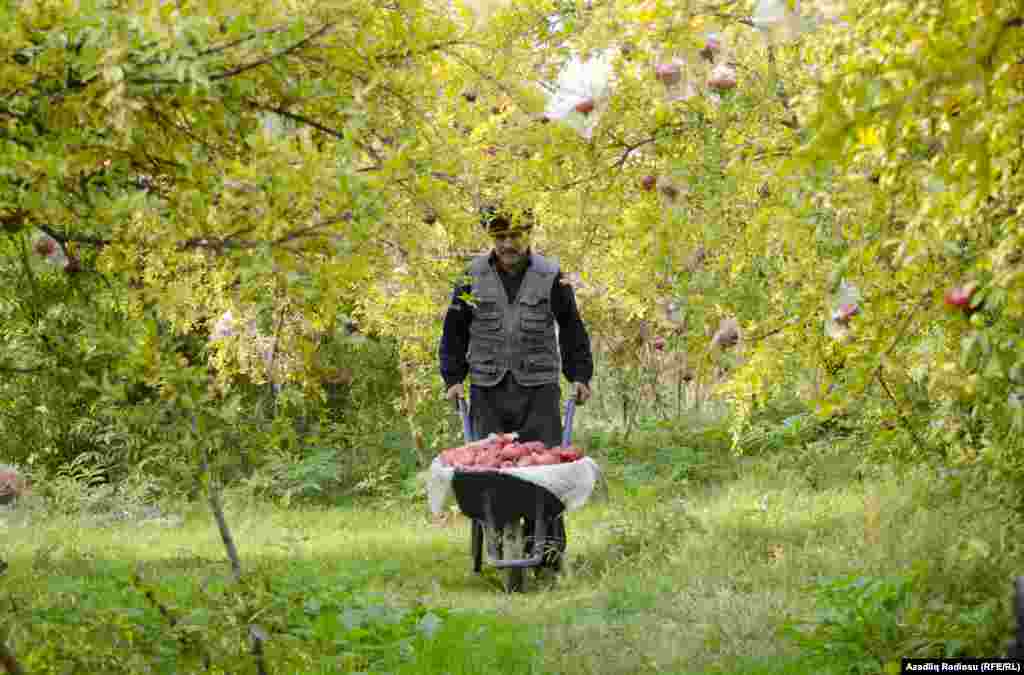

{"left": 493, "top": 228, "right": 529, "bottom": 269}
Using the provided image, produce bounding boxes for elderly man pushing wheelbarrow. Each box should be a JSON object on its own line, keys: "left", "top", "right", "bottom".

{"left": 434, "top": 205, "right": 598, "bottom": 590}
{"left": 439, "top": 204, "right": 594, "bottom": 443}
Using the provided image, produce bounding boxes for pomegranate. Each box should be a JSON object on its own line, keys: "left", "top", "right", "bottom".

{"left": 833, "top": 303, "right": 860, "bottom": 325}
{"left": 945, "top": 283, "right": 977, "bottom": 311}
{"left": 34, "top": 237, "right": 56, "bottom": 257}
{"left": 707, "top": 64, "right": 737, "bottom": 91}
{"left": 655, "top": 62, "right": 681, "bottom": 86}
{"left": 574, "top": 98, "right": 595, "bottom": 115}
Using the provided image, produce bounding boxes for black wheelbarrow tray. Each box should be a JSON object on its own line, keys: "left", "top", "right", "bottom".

{"left": 451, "top": 468, "right": 568, "bottom": 592}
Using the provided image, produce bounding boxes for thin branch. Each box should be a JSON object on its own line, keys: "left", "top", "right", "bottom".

{"left": 258, "top": 104, "right": 346, "bottom": 140}
{"left": 709, "top": 12, "right": 755, "bottom": 27}
{"left": 204, "top": 447, "right": 242, "bottom": 582}
{"left": 144, "top": 104, "right": 233, "bottom": 159}
{"left": 266, "top": 301, "right": 287, "bottom": 390}
{"left": 272, "top": 216, "right": 350, "bottom": 245}
{"left": 374, "top": 39, "right": 464, "bottom": 65}
{"left": 875, "top": 365, "right": 929, "bottom": 451}
{"left": 440, "top": 47, "right": 538, "bottom": 114}
{"left": 132, "top": 568, "right": 213, "bottom": 669}
{"left": 767, "top": 46, "right": 800, "bottom": 130}
{"left": 211, "top": 23, "right": 334, "bottom": 81}
{"left": 0, "top": 365, "right": 45, "bottom": 374}
{"left": 37, "top": 224, "right": 111, "bottom": 247}
{"left": 546, "top": 127, "right": 678, "bottom": 192}
{"left": 747, "top": 321, "right": 796, "bottom": 343}
{"left": 249, "top": 625, "right": 269, "bottom": 675}
{"left": 191, "top": 414, "right": 242, "bottom": 582}
{"left": 198, "top": 24, "right": 290, "bottom": 58}
{"left": 179, "top": 212, "right": 352, "bottom": 252}
{"left": 130, "top": 23, "right": 335, "bottom": 86}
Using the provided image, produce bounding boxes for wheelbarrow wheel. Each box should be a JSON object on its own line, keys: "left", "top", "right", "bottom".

{"left": 546, "top": 515, "right": 566, "bottom": 571}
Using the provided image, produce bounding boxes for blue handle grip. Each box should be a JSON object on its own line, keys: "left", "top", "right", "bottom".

{"left": 457, "top": 397, "right": 475, "bottom": 443}
{"left": 561, "top": 398, "right": 576, "bottom": 448}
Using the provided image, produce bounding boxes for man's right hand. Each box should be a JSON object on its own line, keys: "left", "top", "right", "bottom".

{"left": 446, "top": 383, "right": 464, "bottom": 402}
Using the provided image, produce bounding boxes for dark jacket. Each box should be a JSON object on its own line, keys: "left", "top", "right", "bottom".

{"left": 439, "top": 251, "right": 593, "bottom": 388}
{"left": 466, "top": 252, "right": 562, "bottom": 387}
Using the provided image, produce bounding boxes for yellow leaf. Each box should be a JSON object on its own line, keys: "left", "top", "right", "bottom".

{"left": 856, "top": 126, "right": 880, "bottom": 147}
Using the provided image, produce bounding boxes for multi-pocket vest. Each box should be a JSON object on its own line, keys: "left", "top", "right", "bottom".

{"left": 467, "top": 253, "right": 561, "bottom": 388}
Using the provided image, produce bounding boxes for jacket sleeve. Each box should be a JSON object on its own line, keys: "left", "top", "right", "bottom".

{"left": 439, "top": 283, "right": 473, "bottom": 387}
{"left": 551, "top": 272, "right": 594, "bottom": 385}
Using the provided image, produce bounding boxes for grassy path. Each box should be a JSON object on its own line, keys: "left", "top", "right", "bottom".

{"left": 2, "top": 435, "right": 1020, "bottom": 673}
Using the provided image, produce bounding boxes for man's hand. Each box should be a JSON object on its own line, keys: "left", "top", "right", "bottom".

{"left": 573, "top": 381, "right": 592, "bottom": 405}
{"left": 446, "top": 383, "right": 464, "bottom": 402}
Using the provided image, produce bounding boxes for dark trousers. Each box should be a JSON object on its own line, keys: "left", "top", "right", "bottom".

{"left": 469, "top": 374, "right": 566, "bottom": 567}
{"left": 469, "top": 373, "right": 562, "bottom": 448}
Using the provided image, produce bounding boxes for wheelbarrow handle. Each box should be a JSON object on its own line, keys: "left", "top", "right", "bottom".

{"left": 457, "top": 393, "right": 573, "bottom": 446}
{"left": 562, "top": 397, "right": 576, "bottom": 448}
{"left": 456, "top": 396, "right": 475, "bottom": 443}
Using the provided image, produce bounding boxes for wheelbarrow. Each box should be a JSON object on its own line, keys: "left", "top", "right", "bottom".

{"left": 450, "top": 396, "right": 578, "bottom": 593}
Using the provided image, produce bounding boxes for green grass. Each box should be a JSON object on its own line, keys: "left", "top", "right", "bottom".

{"left": 2, "top": 420, "right": 1022, "bottom": 673}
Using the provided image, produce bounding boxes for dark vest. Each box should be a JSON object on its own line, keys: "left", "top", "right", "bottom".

{"left": 467, "top": 253, "right": 561, "bottom": 387}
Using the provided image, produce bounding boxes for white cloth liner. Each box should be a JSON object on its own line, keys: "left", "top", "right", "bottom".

{"left": 427, "top": 456, "right": 605, "bottom": 516}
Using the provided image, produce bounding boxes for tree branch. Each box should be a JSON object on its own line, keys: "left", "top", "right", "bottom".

{"left": 130, "top": 23, "right": 335, "bottom": 86}
{"left": 0, "top": 365, "right": 44, "bottom": 375}
{"left": 211, "top": 23, "right": 334, "bottom": 81}
{"left": 132, "top": 568, "right": 213, "bottom": 669}
{"left": 198, "top": 24, "right": 290, "bottom": 58}
{"left": 374, "top": 39, "right": 463, "bottom": 65}
{"left": 257, "top": 104, "right": 346, "bottom": 140}
{"left": 875, "top": 365, "right": 930, "bottom": 452}
{"left": 249, "top": 625, "right": 269, "bottom": 675}
{"left": 747, "top": 320, "right": 797, "bottom": 343}
{"left": 37, "top": 224, "right": 111, "bottom": 247}
{"left": 547, "top": 126, "right": 682, "bottom": 191}
{"left": 178, "top": 212, "right": 352, "bottom": 252}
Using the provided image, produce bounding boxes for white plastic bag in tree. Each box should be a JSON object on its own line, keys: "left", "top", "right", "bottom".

{"left": 459, "top": 0, "right": 514, "bottom": 24}
{"left": 32, "top": 232, "right": 67, "bottom": 268}
{"left": 825, "top": 279, "right": 861, "bottom": 341}
{"left": 208, "top": 307, "right": 314, "bottom": 383}
{"left": 752, "top": 0, "right": 803, "bottom": 44}
{"left": 543, "top": 50, "right": 615, "bottom": 140}
{"left": 815, "top": 0, "right": 847, "bottom": 22}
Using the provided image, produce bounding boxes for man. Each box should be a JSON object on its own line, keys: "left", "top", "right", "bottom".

{"left": 439, "top": 205, "right": 593, "bottom": 448}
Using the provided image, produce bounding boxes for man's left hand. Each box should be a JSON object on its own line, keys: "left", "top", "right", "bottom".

{"left": 573, "top": 382, "right": 592, "bottom": 405}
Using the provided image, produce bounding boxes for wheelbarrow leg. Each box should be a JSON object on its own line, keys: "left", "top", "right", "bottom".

{"left": 482, "top": 490, "right": 503, "bottom": 561}
{"left": 505, "top": 548, "right": 525, "bottom": 593}
{"left": 471, "top": 520, "right": 483, "bottom": 574}
{"left": 545, "top": 515, "right": 566, "bottom": 571}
